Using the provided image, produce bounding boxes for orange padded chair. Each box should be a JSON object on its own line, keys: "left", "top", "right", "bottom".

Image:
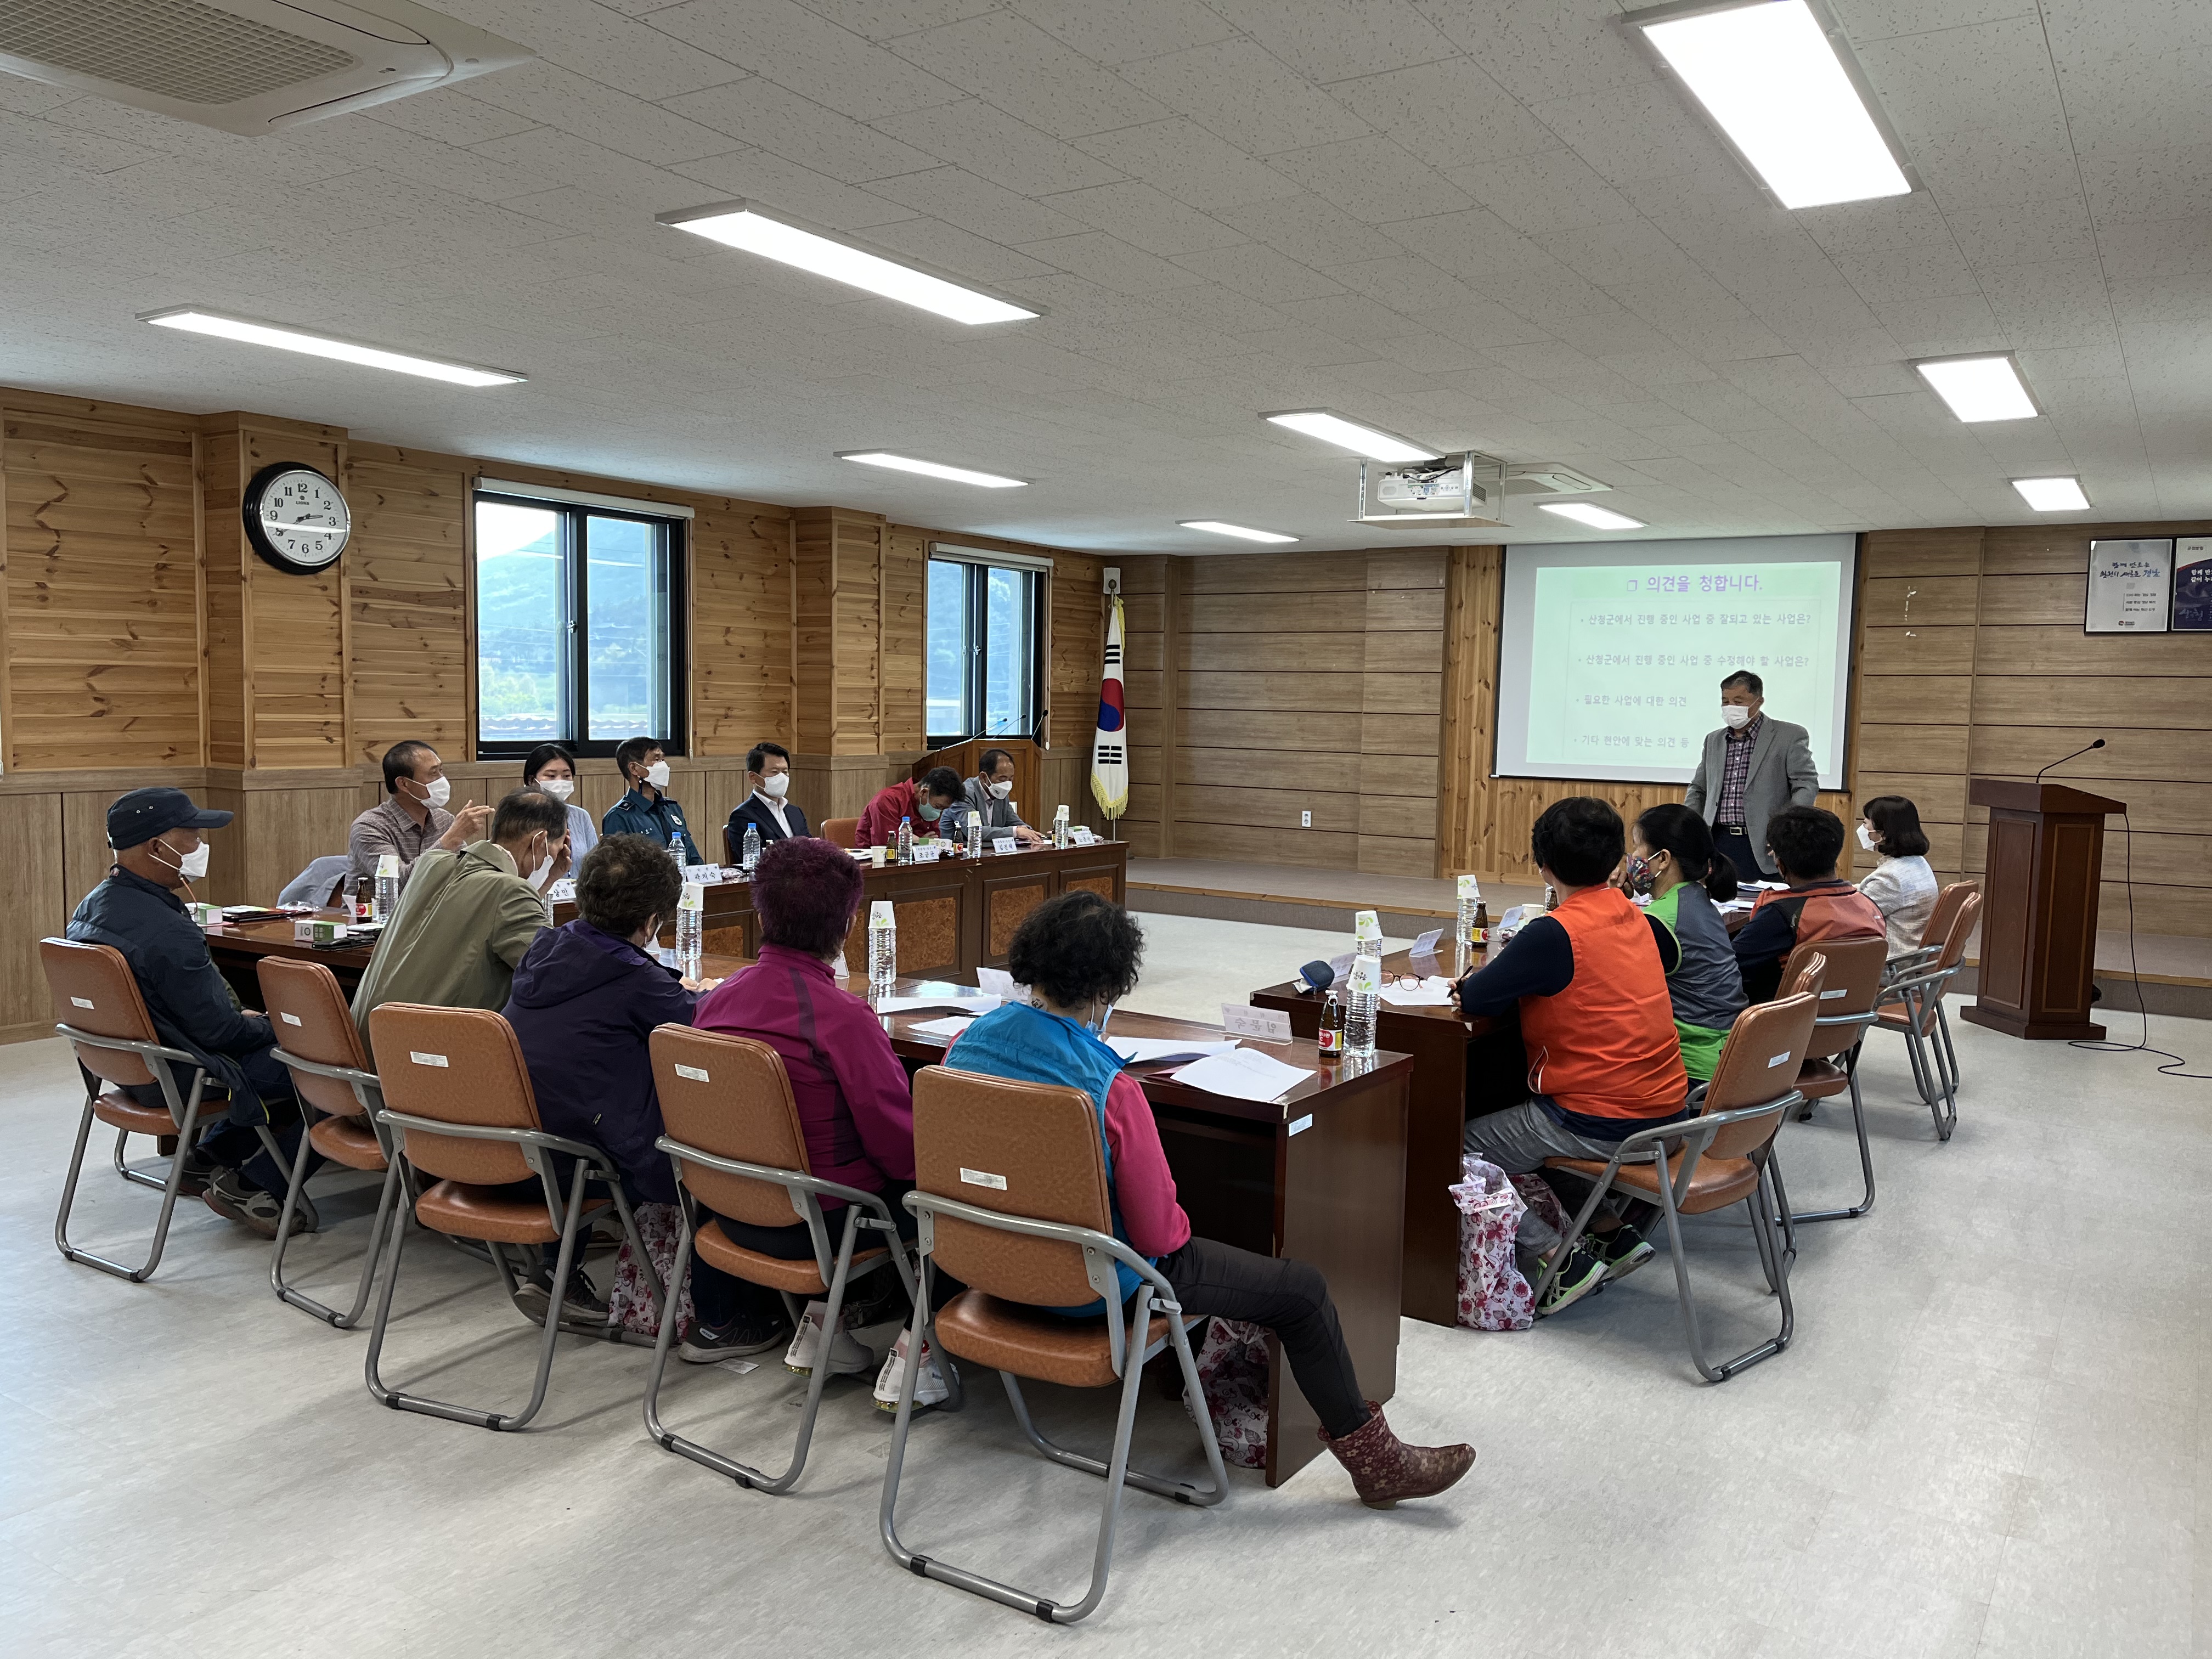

{"left": 44, "top": 936, "right": 274, "bottom": 1282}
{"left": 644, "top": 1026, "right": 921, "bottom": 1494}
{"left": 880, "top": 1066, "right": 1227, "bottom": 1625}
{"left": 1872, "top": 888, "right": 1981, "bottom": 1142}
{"left": 822, "top": 817, "right": 860, "bottom": 850}
{"left": 1774, "top": 935, "right": 1891, "bottom": 1223}
{"left": 256, "top": 957, "right": 402, "bottom": 1328}
{"left": 1536, "top": 989, "right": 1821, "bottom": 1384}
{"left": 363, "top": 1003, "right": 659, "bottom": 1431}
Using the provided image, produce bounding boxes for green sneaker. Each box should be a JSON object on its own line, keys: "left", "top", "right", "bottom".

{"left": 1592, "top": 1224, "right": 1655, "bottom": 1283}
{"left": 1536, "top": 1241, "right": 1607, "bottom": 1316}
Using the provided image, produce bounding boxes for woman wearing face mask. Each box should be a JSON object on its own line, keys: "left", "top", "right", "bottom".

{"left": 521, "top": 743, "right": 599, "bottom": 868}
{"left": 1854, "top": 795, "right": 1938, "bottom": 965}
{"left": 943, "top": 889, "right": 1476, "bottom": 1510}
{"left": 1622, "top": 803, "right": 1747, "bottom": 1086}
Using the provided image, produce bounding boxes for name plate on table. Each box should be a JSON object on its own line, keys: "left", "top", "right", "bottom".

{"left": 547, "top": 878, "right": 577, "bottom": 902}
{"left": 681, "top": 864, "right": 726, "bottom": 884}
{"left": 1222, "top": 1005, "right": 1293, "bottom": 1042}
{"left": 906, "top": 844, "right": 943, "bottom": 864}
{"left": 991, "top": 835, "right": 1018, "bottom": 855}
{"left": 1070, "top": 826, "right": 1098, "bottom": 845}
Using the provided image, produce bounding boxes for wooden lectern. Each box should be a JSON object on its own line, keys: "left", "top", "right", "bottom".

{"left": 1962, "top": 779, "right": 2124, "bottom": 1041}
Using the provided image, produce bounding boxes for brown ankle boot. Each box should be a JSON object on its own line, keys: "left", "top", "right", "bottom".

{"left": 1319, "top": 1400, "right": 1475, "bottom": 1508}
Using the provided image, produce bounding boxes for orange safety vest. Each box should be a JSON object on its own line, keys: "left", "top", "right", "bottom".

{"left": 1518, "top": 886, "right": 1689, "bottom": 1122}
{"left": 1747, "top": 879, "right": 1887, "bottom": 947}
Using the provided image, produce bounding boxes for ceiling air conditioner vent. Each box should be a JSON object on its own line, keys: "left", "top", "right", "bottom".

{"left": 0, "top": 0, "right": 531, "bottom": 135}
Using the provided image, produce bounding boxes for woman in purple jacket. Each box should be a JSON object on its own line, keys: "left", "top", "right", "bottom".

{"left": 687, "top": 837, "right": 922, "bottom": 1384}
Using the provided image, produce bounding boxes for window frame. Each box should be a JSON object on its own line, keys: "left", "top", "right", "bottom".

{"left": 925, "top": 551, "right": 1046, "bottom": 748}
{"left": 471, "top": 488, "right": 689, "bottom": 761}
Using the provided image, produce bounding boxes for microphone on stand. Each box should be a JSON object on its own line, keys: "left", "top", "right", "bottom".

{"left": 2036, "top": 737, "right": 2105, "bottom": 782}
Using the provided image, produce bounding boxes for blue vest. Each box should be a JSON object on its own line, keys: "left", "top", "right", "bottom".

{"left": 948, "top": 1002, "right": 1147, "bottom": 1314}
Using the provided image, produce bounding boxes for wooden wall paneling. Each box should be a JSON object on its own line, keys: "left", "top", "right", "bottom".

{"left": 1970, "top": 676, "right": 2212, "bottom": 729}
{"left": 878, "top": 524, "right": 926, "bottom": 753}
{"left": 1157, "top": 557, "right": 1187, "bottom": 856}
{"left": 200, "top": 420, "right": 247, "bottom": 768}
{"left": 238, "top": 427, "right": 348, "bottom": 769}
{"left": 343, "top": 452, "right": 470, "bottom": 766}
{"left": 1860, "top": 528, "right": 1986, "bottom": 577}
{"left": 690, "top": 502, "right": 795, "bottom": 757}
{"left": 1974, "top": 573, "right": 2087, "bottom": 625}
{"left": 0, "top": 791, "right": 67, "bottom": 1037}
{"left": 1970, "top": 725, "right": 2212, "bottom": 786}
{"left": 3, "top": 407, "right": 204, "bottom": 770}
{"left": 1859, "top": 575, "right": 1980, "bottom": 627}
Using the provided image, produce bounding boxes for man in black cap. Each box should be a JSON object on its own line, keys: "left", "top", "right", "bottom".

{"left": 66, "top": 787, "right": 318, "bottom": 1238}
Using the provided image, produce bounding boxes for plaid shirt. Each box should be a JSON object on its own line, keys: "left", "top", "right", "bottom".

{"left": 1716, "top": 715, "right": 1763, "bottom": 826}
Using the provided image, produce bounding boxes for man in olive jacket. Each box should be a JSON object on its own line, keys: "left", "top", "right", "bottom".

{"left": 351, "top": 790, "right": 570, "bottom": 1066}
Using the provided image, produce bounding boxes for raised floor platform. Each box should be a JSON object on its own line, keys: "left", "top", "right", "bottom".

{"left": 1126, "top": 856, "right": 2212, "bottom": 1021}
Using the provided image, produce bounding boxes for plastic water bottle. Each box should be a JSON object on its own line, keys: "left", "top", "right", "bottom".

{"left": 895, "top": 815, "right": 913, "bottom": 865}
{"left": 741, "top": 821, "right": 761, "bottom": 873}
{"left": 1346, "top": 951, "right": 1380, "bottom": 1058}
{"left": 1456, "top": 874, "right": 1483, "bottom": 977}
{"left": 1053, "top": 804, "right": 1070, "bottom": 849}
{"left": 675, "top": 881, "right": 704, "bottom": 979}
{"left": 373, "top": 853, "right": 400, "bottom": 924}
{"left": 867, "top": 900, "right": 897, "bottom": 997}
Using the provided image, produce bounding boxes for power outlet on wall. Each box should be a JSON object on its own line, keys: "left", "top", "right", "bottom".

{"left": 1301, "top": 810, "right": 1312, "bottom": 827}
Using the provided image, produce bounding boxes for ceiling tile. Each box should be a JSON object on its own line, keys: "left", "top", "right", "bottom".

{"left": 1168, "top": 241, "right": 1346, "bottom": 304}
{"left": 1116, "top": 37, "right": 1372, "bottom": 156}
{"left": 1006, "top": 0, "right": 1242, "bottom": 66}
{"left": 1071, "top": 118, "right": 1305, "bottom": 213}
{"left": 1451, "top": 148, "right": 1640, "bottom": 235}
{"left": 871, "top": 98, "right": 1126, "bottom": 195}
{"left": 1265, "top": 134, "right": 1475, "bottom": 225}
{"left": 1039, "top": 179, "right": 1247, "bottom": 256}
{"left": 650, "top": 0, "right": 969, "bottom": 121}
{"left": 660, "top": 78, "right": 939, "bottom": 182}
{"left": 887, "top": 11, "right": 1175, "bottom": 137}
{"left": 1203, "top": 0, "right": 1460, "bottom": 84}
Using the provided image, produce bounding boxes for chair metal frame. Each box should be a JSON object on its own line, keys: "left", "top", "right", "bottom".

{"left": 1783, "top": 947, "right": 1892, "bottom": 1226}
{"left": 53, "top": 1020, "right": 282, "bottom": 1282}
{"left": 264, "top": 1045, "right": 409, "bottom": 1328}
{"left": 642, "top": 1136, "right": 927, "bottom": 1494}
{"left": 1531, "top": 1095, "right": 1802, "bottom": 1384}
{"left": 1874, "top": 945, "right": 1965, "bottom": 1141}
{"left": 363, "top": 1112, "right": 660, "bottom": 1431}
{"left": 880, "top": 1191, "right": 1227, "bottom": 1625}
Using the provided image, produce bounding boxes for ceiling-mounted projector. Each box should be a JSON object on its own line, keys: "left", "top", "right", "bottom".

{"left": 1357, "top": 451, "right": 1506, "bottom": 529}
{"left": 0, "top": 0, "right": 531, "bottom": 135}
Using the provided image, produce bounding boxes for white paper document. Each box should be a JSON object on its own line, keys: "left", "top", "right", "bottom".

{"left": 977, "top": 967, "right": 1020, "bottom": 1002}
{"left": 1379, "top": 977, "right": 1457, "bottom": 1007}
{"left": 876, "top": 994, "right": 999, "bottom": 1014}
{"left": 1108, "top": 1036, "right": 1240, "bottom": 1066}
{"left": 1171, "top": 1047, "right": 1313, "bottom": 1104}
{"left": 910, "top": 1015, "right": 978, "bottom": 1039}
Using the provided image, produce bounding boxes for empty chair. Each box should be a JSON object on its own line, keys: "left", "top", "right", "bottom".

{"left": 821, "top": 816, "right": 860, "bottom": 850}
{"left": 277, "top": 854, "right": 354, "bottom": 910}
{"left": 1873, "top": 889, "right": 1982, "bottom": 1141}
{"left": 643, "top": 1026, "right": 921, "bottom": 1494}
{"left": 43, "top": 937, "right": 275, "bottom": 1282}
{"left": 881, "top": 1065, "right": 1226, "bottom": 1626}
{"left": 363, "top": 1003, "right": 659, "bottom": 1431}
{"left": 256, "top": 956, "right": 403, "bottom": 1327}
{"left": 1535, "top": 990, "right": 1821, "bottom": 1384}
{"left": 1776, "top": 935, "right": 1892, "bottom": 1222}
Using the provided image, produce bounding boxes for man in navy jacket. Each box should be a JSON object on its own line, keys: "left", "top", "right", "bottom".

{"left": 722, "top": 740, "right": 809, "bottom": 862}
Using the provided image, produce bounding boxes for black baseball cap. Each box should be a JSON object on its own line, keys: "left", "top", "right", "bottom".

{"left": 106, "top": 787, "right": 232, "bottom": 849}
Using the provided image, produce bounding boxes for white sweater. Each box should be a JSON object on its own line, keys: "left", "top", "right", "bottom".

{"left": 1858, "top": 854, "right": 1938, "bottom": 960}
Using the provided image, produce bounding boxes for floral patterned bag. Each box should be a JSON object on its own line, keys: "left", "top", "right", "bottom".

{"left": 1185, "top": 1316, "right": 1271, "bottom": 1468}
{"left": 1452, "top": 1155, "right": 1534, "bottom": 1330}
{"left": 607, "top": 1201, "right": 693, "bottom": 1345}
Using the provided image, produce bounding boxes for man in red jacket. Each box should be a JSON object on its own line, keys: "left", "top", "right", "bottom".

{"left": 856, "top": 766, "right": 965, "bottom": 848}
{"left": 1733, "top": 805, "right": 1887, "bottom": 1003}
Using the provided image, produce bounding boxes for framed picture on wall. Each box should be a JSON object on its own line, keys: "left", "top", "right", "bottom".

{"left": 2175, "top": 537, "right": 2212, "bottom": 631}
{"left": 2084, "top": 538, "right": 2173, "bottom": 633}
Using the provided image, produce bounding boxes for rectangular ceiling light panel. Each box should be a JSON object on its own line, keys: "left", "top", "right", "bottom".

{"left": 1263, "top": 409, "right": 1437, "bottom": 464}
{"left": 141, "top": 307, "right": 523, "bottom": 386}
{"left": 1914, "top": 354, "right": 2038, "bottom": 422}
{"left": 1633, "top": 0, "right": 1913, "bottom": 209}
{"left": 839, "top": 451, "right": 1028, "bottom": 488}
{"left": 660, "top": 201, "right": 1037, "bottom": 325}
{"left": 1539, "top": 501, "right": 1647, "bottom": 531}
{"left": 2012, "top": 476, "right": 2089, "bottom": 512}
{"left": 1181, "top": 520, "right": 1299, "bottom": 544}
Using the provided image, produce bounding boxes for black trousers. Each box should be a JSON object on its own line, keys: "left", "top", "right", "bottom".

{"left": 1713, "top": 825, "right": 1769, "bottom": 884}
{"left": 690, "top": 1181, "right": 921, "bottom": 1330}
{"left": 1156, "top": 1235, "right": 1368, "bottom": 1441}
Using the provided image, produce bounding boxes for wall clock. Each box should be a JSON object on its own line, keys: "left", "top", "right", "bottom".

{"left": 243, "top": 462, "right": 351, "bottom": 574}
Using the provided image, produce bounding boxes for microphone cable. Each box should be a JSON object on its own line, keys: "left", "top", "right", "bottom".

{"left": 2067, "top": 807, "right": 2210, "bottom": 1077}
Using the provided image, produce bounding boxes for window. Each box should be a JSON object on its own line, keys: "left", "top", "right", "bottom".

{"left": 473, "top": 490, "right": 685, "bottom": 756}
{"left": 927, "top": 552, "right": 1042, "bottom": 743}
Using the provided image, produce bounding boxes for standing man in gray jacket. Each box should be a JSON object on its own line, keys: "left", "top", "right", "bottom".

{"left": 1681, "top": 670, "right": 1820, "bottom": 883}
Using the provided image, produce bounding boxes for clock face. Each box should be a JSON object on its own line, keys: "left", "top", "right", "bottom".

{"left": 244, "top": 464, "right": 351, "bottom": 574}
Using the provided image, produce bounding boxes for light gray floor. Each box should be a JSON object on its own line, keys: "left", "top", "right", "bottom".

{"left": 5, "top": 920, "right": 2208, "bottom": 1657}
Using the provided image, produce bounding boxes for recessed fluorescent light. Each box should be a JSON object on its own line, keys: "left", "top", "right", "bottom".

{"left": 139, "top": 307, "right": 523, "bottom": 387}
{"left": 838, "top": 451, "right": 1028, "bottom": 488}
{"left": 1914, "top": 354, "right": 2038, "bottom": 423}
{"left": 2012, "top": 476, "right": 2089, "bottom": 512}
{"left": 1539, "top": 502, "right": 1647, "bottom": 531}
{"left": 659, "top": 200, "right": 1037, "bottom": 326}
{"left": 1262, "top": 409, "right": 1438, "bottom": 464}
{"left": 1633, "top": 0, "right": 1913, "bottom": 210}
{"left": 1181, "top": 520, "right": 1299, "bottom": 544}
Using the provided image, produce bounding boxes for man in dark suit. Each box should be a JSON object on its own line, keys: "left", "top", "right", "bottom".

{"left": 1681, "top": 669, "right": 1819, "bottom": 883}
{"left": 724, "top": 741, "right": 809, "bottom": 862}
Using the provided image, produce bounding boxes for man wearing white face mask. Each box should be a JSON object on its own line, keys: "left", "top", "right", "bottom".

{"left": 1681, "top": 669, "right": 1818, "bottom": 885}
{"left": 349, "top": 789, "right": 569, "bottom": 1068}
{"left": 959, "top": 746, "right": 1046, "bottom": 847}
{"left": 723, "top": 740, "right": 809, "bottom": 861}
{"left": 602, "top": 736, "right": 702, "bottom": 865}
{"left": 349, "top": 740, "right": 493, "bottom": 893}
{"left": 68, "top": 787, "right": 320, "bottom": 1237}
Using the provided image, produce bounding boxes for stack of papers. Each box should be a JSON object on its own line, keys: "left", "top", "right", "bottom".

{"left": 876, "top": 993, "right": 998, "bottom": 1014}
{"left": 1170, "top": 1047, "right": 1313, "bottom": 1104}
{"left": 1107, "top": 1036, "right": 1240, "bottom": 1066}
{"left": 977, "top": 967, "right": 1020, "bottom": 1002}
{"left": 1378, "top": 976, "right": 1456, "bottom": 1008}
{"left": 910, "top": 1015, "right": 978, "bottom": 1039}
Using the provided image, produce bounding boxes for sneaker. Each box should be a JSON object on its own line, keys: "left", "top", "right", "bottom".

{"left": 512, "top": 1261, "right": 609, "bottom": 1325}
{"left": 172, "top": 1144, "right": 220, "bottom": 1198}
{"left": 1591, "top": 1224, "right": 1655, "bottom": 1283}
{"left": 1534, "top": 1241, "right": 1607, "bottom": 1317}
{"left": 202, "top": 1168, "right": 316, "bottom": 1239}
{"left": 678, "top": 1310, "right": 793, "bottom": 1364}
{"left": 872, "top": 1329, "right": 949, "bottom": 1411}
{"left": 784, "top": 1300, "right": 874, "bottom": 1376}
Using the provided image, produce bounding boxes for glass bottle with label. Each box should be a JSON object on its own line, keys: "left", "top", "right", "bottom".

{"left": 1318, "top": 991, "right": 1345, "bottom": 1058}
